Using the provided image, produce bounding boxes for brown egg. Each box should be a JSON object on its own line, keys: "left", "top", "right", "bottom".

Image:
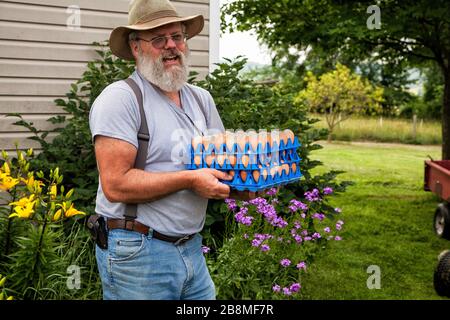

{"left": 252, "top": 170, "right": 260, "bottom": 183}
{"left": 247, "top": 130, "right": 258, "bottom": 152}
{"left": 241, "top": 154, "right": 249, "bottom": 168}
{"left": 261, "top": 168, "right": 268, "bottom": 181}
{"left": 258, "top": 130, "right": 269, "bottom": 152}
{"left": 236, "top": 130, "right": 247, "bottom": 152}
{"left": 279, "top": 130, "right": 287, "bottom": 146}
{"left": 213, "top": 133, "right": 224, "bottom": 153}
{"left": 291, "top": 162, "right": 297, "bottom": 174}
{"left": 205, "top": 154, "right": 215, "bottom": 167}
{"left": 225, "top": 131, "right": 236, "bottom": 153}
{"left": 192, "top": 135, "right": 203, "bottom": 152}
{"left": 202, "top": 135, "right": 212, "bottom": 153}
{"left": 194, "top": 155, "right": 202, "bottom": 166}
{"left": 228, "top": 155, "right": 237, "bottom": 167}
{"left": 270, "top": 130, "right": 281, "bottom": 150}
{"left": 277, "top": 165, "right": 283, "bottom": 175}
{"left": 229, "top": 170, "right": 235, "bottom": 178}
{"left": 282, "top": 164, "right": 290, "bottom": 176}
{"left": 284, "top": 129, "right": 295, "bottom": 145}
{"left": 216, "top": 154, "right": 226, "bottom": 167}
{"left": 240, "top": 170, "right": 247, "bottom": 182}
{"left": 270, "top": 166, "right": 278, "bottom": 178}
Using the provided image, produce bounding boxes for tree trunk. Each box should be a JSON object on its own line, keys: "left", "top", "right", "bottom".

{"left": 443, "top": 71, "right": 450, "bottom": 160}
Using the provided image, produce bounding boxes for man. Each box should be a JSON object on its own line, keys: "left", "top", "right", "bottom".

{"left": 89, "top": 0, "right": 253, "bottom": 300}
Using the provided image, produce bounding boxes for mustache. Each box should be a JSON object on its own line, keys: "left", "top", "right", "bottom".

{"left": 160, "top": 48, "right": 182, "bottom": 59}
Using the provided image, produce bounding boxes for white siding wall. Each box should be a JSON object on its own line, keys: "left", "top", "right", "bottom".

{"left": 0, "top": 0, "right": 211, "bottom": 151}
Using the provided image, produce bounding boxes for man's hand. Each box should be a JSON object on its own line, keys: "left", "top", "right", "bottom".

{"left": 190, "top": 168, "right": 232, "bottom": 199}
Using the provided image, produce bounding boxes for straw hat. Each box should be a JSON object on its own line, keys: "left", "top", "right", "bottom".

{"left": 109, "top": 0, "right": 204, "bottom": 60}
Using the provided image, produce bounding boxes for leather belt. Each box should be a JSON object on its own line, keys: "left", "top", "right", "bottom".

{"left": 106, "top": 218, "right": 196, "bottom": 245}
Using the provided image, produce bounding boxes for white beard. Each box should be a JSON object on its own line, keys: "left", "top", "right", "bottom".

{"left": 137, "top": 46, "right": 190, "bottom": 92}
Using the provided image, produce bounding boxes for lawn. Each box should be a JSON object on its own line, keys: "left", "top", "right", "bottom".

{"left": 301, "top": 141, "right": 449, "bottom": 299}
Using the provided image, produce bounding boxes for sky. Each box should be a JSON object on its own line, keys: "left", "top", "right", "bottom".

{"left": 218, "top": 0, "right": 272, "bottom": 65}
{"left": 219, "top": 30, "right": 272, "bottom": 65}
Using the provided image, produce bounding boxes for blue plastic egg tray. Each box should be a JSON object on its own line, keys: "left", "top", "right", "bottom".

{"left": 186, "top": 136, "right": 303, "bottom": 191}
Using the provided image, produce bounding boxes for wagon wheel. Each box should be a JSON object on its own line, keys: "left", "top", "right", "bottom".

{"left": 434, "top": 203, "right": 450, "bottom": 240}
{"left": 434, "top": 250, "right": 450, "bottom": 298}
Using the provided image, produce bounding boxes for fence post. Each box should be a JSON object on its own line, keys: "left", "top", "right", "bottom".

{"left": 412, "top": 114, "right": 417, "bottom": 140}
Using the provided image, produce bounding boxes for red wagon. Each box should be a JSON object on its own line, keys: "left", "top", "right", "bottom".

{"left": 424, "top": 160, "right": 450, "bottom": 297}
{"left": 424, "top": 160, "right": 450, "bottom": 239}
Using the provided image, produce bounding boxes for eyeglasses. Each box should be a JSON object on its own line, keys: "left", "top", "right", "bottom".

{"left": 136, "top": 32, "right": 187, "bottom": 49}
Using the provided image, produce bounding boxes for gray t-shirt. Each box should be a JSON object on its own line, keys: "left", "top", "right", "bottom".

{"left": 89, "top": 70, "right": 225, "bottom": 237}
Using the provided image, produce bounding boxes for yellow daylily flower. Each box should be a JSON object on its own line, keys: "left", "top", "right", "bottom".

{"left": 64, "top": 204, "right": 86, "bottom": 218}
{"left": 49, "top": 184, "right": 57, "bottom": 198}
{"left": 0, "top": 176, "right": 19, "bottom": 191}
{"left": 53, "top": 209, "right": 62, "bottom": 221}
{"left": 9, "top": 200, "right": 36, "bottom": 219}
{"left": 9, "top": 194, "right": 35, "bottom": 208}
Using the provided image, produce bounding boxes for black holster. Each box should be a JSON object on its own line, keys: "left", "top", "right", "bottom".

{"left": 86, "top": 214, "right": 108, "bottom": 249}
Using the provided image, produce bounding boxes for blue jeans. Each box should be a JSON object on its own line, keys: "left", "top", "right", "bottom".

{"left": 95, "top": 228, "right": 216, "bottom": 300}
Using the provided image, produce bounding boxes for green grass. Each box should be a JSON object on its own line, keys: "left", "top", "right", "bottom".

{"left": 301, "top": 141, "right": 449, "bottom": 299}
{"left": 313, "top": 115, "right": 442, "bottom": 145}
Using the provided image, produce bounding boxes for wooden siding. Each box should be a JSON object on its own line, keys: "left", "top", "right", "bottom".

{"left": 0, "top": 0, "right": 211, "bottom": 151}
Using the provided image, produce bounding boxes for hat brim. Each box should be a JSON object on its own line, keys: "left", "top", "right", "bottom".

{"left": 109, "top": 15, "right": 204, "bottom": 60}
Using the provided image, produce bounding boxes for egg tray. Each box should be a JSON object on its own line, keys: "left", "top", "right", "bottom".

{"left": 186, "top": 137, "right": 301, "bottom": 171}
{"left": 220, "top": 161, "right": 303, "bottom": 192}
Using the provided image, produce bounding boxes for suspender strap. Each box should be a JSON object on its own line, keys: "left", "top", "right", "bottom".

{"left": 123, "top": 78, "right": 149, "bottom": 221}
{"left": 186, "top": 84, "right": 208, "bottom": 127}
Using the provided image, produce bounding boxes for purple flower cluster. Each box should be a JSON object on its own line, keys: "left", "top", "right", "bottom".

{"left": 272, "top": 283, "right": 301, "bottom": 295}
{"left": 225, "top": 198, "right": 237, "bottom": 212}
{"left": 288, "top": 199, "right": 308, "bottom": 213}
{"left": 234, "top": 207, "right": 254, "bottom": 226}
{"left": 296, "top": 261, "right": 307, "bottom": 271}
{"left": 304, "top": 188, "right": 320, "bottom": 202}
{"left": 335, "top": 220, "right": 344, "bottom": 231}
{"left": 312, "top": 212, "right": 326, "bottom": 221}
{"left": 280, "top": 258, "right": 291, "bottom": 267}
{"left": 249, "top": 197, "right": 288, "bottom": 228}
{"left": 265, "top": 187, "right": 278, "bottom": 196}
{"left": 323, "top": 187, "right": 333, "bottom": 195}
{"left": 201, "top": 246, "right": 210, "bottom": 254}
{"left": 251, "top": 233, "right": 273, "bottom": 252}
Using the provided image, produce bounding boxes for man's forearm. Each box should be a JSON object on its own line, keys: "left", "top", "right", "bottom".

{"left": 105, "top": 169, "right": 195, "bottom": 203}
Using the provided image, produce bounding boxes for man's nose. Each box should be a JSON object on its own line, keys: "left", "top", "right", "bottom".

{"left": 164, "top": 36, "right": 177, "bottom": 49}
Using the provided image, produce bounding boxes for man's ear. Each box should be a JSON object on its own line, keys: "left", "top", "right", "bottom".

{"left": 129, "top": 40, "right": 140, "bottom": 60}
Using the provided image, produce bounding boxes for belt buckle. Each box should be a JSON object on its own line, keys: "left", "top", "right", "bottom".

{"left": 174, "top": 234, "right": 191, "bottom": 246}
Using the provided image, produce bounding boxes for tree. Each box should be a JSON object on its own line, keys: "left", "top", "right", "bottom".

{"left": 296, "top": 63, "right": 383, "bottom": 141}
{"left": 222, "top": 0, "right": 450, "bottom": 158}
